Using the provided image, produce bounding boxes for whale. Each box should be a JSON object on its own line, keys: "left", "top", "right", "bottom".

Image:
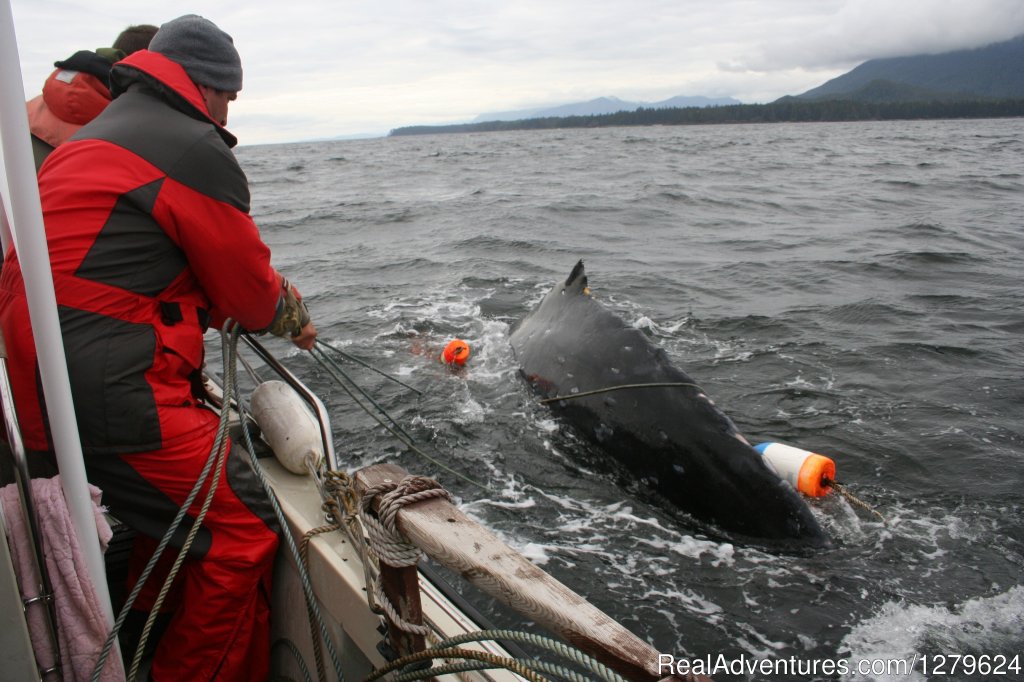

{"left": 509, "top": 260, "right": 828, "bottom": 547}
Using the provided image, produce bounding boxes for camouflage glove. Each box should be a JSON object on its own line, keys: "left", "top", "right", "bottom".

{"left": 267, "top": 278, "right": 311, "bottom": 338}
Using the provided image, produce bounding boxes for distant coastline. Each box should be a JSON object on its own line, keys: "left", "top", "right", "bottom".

{"left": 389, "top": 98, "right": 1024, "bottom": 136}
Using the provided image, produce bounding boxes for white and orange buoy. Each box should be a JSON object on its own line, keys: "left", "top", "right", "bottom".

{"left": 441, "top": 338, "right": 471, "bottom": 366}
{"left": 754, "top": 442, "right": 836, "bottom": 497}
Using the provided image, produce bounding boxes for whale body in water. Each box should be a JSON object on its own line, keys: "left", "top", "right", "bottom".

{"left": 509, "top": 261, "right": 828, "bottom": 547}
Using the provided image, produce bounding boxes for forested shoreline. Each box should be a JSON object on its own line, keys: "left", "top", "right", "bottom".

{"left": 389, "top": 98, "right": 1024, "bottom": 136}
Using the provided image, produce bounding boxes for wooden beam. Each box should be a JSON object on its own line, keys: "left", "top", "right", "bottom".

{"left": 377, "top": 543, "right": 427, "bottom": 659}
{"left": 349, "top": 468, "right": 429, "bottom": 668}
{"left": 354, "top": 464, "right": 709, "bottom": 682}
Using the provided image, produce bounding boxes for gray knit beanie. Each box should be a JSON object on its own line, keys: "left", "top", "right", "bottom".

{"left": 150, "top": 14, "right": 242, "bottom": 91}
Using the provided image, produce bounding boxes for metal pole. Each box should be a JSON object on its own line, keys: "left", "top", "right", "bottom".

{"left": 0, "top": 0, "right": 117, "bottom": 639}
{"left": 1, "top": 350, "right": 62, "bottom": 677}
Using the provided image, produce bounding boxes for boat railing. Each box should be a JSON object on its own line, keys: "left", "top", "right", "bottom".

{"left": 241, "top": 333, "right": 339, "bottom": 471}
{"left": 0, "top": 328, "right": 62, "bottom": 678}
{"left": 232, "top": 334, "right": 705, "bottom": 681}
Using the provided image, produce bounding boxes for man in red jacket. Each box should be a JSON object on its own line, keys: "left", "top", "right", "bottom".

{"left": 0, "top": 14, "right": 315, "bottom": 681}
{"left": 26, "top": 24, "right": 158, "bottom": 170}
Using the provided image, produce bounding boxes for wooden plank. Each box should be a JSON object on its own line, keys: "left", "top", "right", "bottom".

{"left": 378, "top": 553, "right": 428, "bottom": 659}
{"left": 355, "top": 464, "right": 708, "bottom": 682}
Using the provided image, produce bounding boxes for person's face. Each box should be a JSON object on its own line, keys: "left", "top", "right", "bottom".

{"left": 198, "top": 84, "right": 237, "bottom": 126}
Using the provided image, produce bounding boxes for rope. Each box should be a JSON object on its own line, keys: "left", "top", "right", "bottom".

{"left": 308, "top": 346, "right": 490, "bottom": 492}
{"left": 365, "top": 627, "right": 634, "bottom": 682}
{"left": 363, "top": 646, "right": 550, "bottom": 682}
{"left": 829, "top": 481, "right": 886, "bottom": 523}
{"left": 429, "top": 630, "right": 628, "bottom": 682}
{"left": 272, "top": 638, "right": 314, "bottom": 682}
{"left": 128, "top": 436, "right": 229, "bottom": 679}
{"left": 360, "top": 476, "right": 453, "bottom": 558}
{"left": 539, "top": 382, "right": 704, "bottom": 404}
{"left": 315, "top": 339, "right": 423, "bottom": 396}
{"left": 236, "top": 338, "right": 656, "bottom": 682}
{"left": 311, "top": 345, "right": 417, "bottom": 444}
{"left": 90, "top": 323, "right": 242, "bottom": 682}
{"left": 239, "top": 388, "right": 346, "bottom": 682}
{"left": 313, "top": 433, "right": 631, "bottom": 682}
{"left": 358, "top": 476, "right": 452, "bottom": 637}
{"left": 300, "top": 522, "right": 341, "bottom": 682}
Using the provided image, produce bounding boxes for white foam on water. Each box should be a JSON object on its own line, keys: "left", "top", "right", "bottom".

{"left": 636, "top": 534, "right": 736, "bottom": 567}
{"left": 640, "top": 586, "right": 724, "bottom": 619}
{"left": 452, "top": 393, "right": 485, "bottom": 424}
{"left": 732, "top": 620, "right": 790, "bottom": 659}
{"left": 518, "top": 542, "right": 553, "bottom": 565}
{"left": 839, "top": 586, "right": 1024, "bottom": 682}
{"left": 392, "top": 364, "right": 418, "bottom": 377}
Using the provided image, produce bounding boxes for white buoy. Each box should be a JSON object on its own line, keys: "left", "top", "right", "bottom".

{"left": 754, "top": 442, "right": 836, "bottom": 497}
{"left": 250, "top": 380, "right": 323, "bottom": 475}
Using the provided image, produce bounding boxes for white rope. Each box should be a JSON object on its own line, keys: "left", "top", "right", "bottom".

{"left": 371, "top": 581, "right": 431, "bottom": 637}
{"left": 360, "top": 511, "right": 423, "bottom": 567}
{"left": 358, "top": 476, "right": 452, "bottom": 636}
{"left": 358, "top": 476, "right": 452, "bottom": 568}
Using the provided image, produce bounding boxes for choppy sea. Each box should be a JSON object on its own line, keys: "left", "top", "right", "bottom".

{"left": 232, "top": 118, "right": 1023, "bottom": 681}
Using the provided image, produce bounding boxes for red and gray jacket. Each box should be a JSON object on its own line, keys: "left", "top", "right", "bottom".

{"left": 0, "top": 49, "right": 292, "bottom": 455}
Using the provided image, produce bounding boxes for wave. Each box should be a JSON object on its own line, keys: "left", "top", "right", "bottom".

{"left": 840, "top": 586, "right": 1024, "bottom": 682}
{"left": 235, "top": 118, "right": 1024, "bottom": 670}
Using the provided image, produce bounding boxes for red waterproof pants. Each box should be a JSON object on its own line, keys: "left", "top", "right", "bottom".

{"left": 85, "top": 415, "right": 280, "bottom": 682}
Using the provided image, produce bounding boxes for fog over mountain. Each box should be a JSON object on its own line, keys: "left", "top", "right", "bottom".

{"left": 794, "top": 34, "right": 1024, "bottom": 101}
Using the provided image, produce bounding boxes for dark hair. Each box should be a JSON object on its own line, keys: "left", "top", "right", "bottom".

{"left": 113, "top": 24, "right": 159, "bottom": 55}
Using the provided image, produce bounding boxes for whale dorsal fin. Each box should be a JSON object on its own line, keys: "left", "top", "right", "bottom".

{"left": 564, "top": 259, "right": 588, "bottom": 293}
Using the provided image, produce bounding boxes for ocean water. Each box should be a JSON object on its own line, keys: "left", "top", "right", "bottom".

{"left": 234, "top": 119, "right": 1023, "bottom": 681}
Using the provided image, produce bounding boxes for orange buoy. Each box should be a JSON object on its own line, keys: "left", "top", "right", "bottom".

{"left": 754, "top": 442, "right": 836, "bottom": 497}
{"left": 442, "top": 338, "right": 470, "bottom": 366}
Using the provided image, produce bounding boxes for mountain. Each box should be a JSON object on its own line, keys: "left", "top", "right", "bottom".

{"left": 473, "top": 95, "right": 741, "bottom": 122}
{"left": 795, "top": 34, "right": 1024, "bottom": 101}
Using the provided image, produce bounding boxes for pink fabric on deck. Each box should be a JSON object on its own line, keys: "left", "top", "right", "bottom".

{"left": 0, "top": 476, "right": 124, "bottom": 681}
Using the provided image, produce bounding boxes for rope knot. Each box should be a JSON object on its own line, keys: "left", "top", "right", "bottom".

{"left": 358, "top": 475, "right": 452, "bottom": 636}
{"left": 361, "top": 475, "right": 452, "bottom": 539}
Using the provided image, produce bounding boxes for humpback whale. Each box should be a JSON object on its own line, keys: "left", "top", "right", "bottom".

{"left": 509, "top": 261, "right": 828, "bottom": 547}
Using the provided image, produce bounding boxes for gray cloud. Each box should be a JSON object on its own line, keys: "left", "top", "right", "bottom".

{"left": 12, "top": 0, "right": 1023, "bottom": 144}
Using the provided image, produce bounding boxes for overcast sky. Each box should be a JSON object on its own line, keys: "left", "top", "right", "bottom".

{"left": 10, "top": 0, "right": 1024, "bottom": 145}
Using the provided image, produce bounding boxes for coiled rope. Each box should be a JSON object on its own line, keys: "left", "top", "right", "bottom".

{"left": 359, "top": 476, "right": 452, "bottom": 636}
{"left": 363, "top": 629, "right": 629, "bottom": 682}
